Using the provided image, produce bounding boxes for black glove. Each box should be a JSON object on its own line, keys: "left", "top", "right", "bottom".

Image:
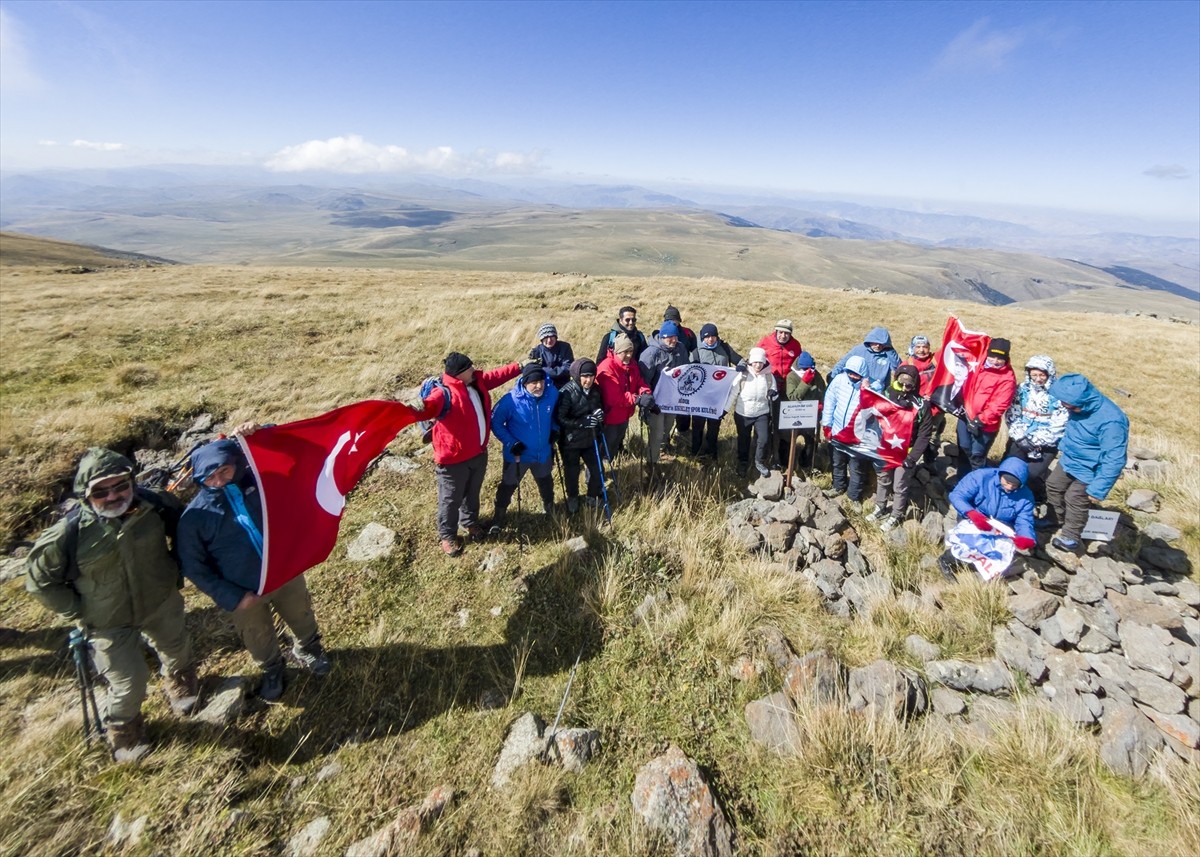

{"left": 1015, "top": 436, "right": 1035, "bottom": 452}
{"left": 967, "top": 418, "right": 985, "bottom": 439}
{"left": 903, "top": 455, "right": 918, "bottom": 469}
{"left": 767, "top": 388, "right": 780, "bottom": 402}
{"left": 586, "top": 409, "right": 605, "bottom": 429}
{"left": 510, "top": 441, "right": 527, "bottom": 457}
{"left": 649, "top": 403, "right": 661, "bottom": 415}
{"left": 735, "top": 363, "right": 748, "bottom": 375}
{"left": 529, "top": 347, "right": 540, "bottom": 360}
{"left": 637, "top": 393, "right": 655, "bottom": 410}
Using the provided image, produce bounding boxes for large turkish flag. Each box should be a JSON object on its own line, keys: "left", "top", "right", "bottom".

{"left": 831, "top": 386, "right": 917, "bottom": 469}
{"left": 928, "top": 316, "right": 990, "bottom": 415}
{"left": 238, "top": 400, "right": 418, "bottom": 594}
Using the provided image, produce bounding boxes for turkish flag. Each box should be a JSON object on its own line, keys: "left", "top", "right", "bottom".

{"left": 238, "top": 400, "right": 419, "bottom": 595}
{"left": 831, "top": 387, "right": 917, "bottom": 468}
{"left": 928, "top": 316, "right": 990, "bottom": 415}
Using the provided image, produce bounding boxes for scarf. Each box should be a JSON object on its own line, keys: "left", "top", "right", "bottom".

{"left": 223, "top": 484, "right": 264, "bottom": 558}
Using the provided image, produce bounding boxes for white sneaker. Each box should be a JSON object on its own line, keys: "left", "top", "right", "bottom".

{"left": 880, "top": 516, "right": 901, "bottom": 532}
{"left": 864, "top": 508, "right": 885, "bottom": 523}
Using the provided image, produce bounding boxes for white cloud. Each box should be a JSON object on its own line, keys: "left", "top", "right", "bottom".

{"left": 0, "top": 9, "right": 45, "bottom": 93}
{"left": 933, "top": 18, "right": 1033, "bottom": 73}
{"left": 1143, "top": 164, "right": 1191, "bottom": 180}
{"left": 264, "top": 134, "right": 543, "bottom": 174}
{"left": 70, "top": 139, "right": 126, "bottom": 151}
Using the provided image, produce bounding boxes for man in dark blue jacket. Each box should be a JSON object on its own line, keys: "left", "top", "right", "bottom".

{"left": 528, "top": 323, "right": 575, "bottom": 389}
{"left": 177, "top": 435, "right": 330, "bottom": 700}
{"left": 1043, "top": 373, "right": 1130, "bottom": 552}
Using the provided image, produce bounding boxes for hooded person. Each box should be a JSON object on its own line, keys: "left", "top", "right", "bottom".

{"left": 689, "top": 322, "right": 742, "bottom": 459}
{"left": 1042, "top": 373, "right": 1130, "bottom": 552}
{"left": 785, "top": 350, "right": 827, "bottom": 471}
{"left": 596, "top": 331, "right": 652, "bottom": 460}
{"left": 755, "top": 319, "right": 804, "bottom": 466}
{"left": 554, "top": 358, "right": 606, "bottom": 513}
{"left": 490, "top": 362, "right": 560, "bottom": 527}
{"left": 726, "top": 346, "right": 777, "bottom": 477}
{"left": 1003, "top": 355, "right": 1069, "bottom": 505}
{"left": 528, "top": 322, "right": 575, "bottom": 389}
{"left": 25, "top": 447, "right": 195, "bottom": 761}
{"left": 956, "top": 337, "right": 1017, "bottom": 477}
{"left": 178, "top": 436, "right": 330, "bottom": 702}
{"left": 903, "top": 333, "right": 946, "bottom": 465}
{"left": 638, "top": 319, "right": 692, "bottom": 480}
{"left": 414, "top": 351, "right": 522, "bottom": 556}
{"left": 821, "top": 354, "right": 869, "bottom": 501}
{"left": 830, "top": 327, "right": 901, "bottom": 393}
{"left": 865, "top": 364, "right": 935, "bottom": 530}
{"left": 940, "top": 456, "right": 1037, "bottom": 578}
{"left": 596, "top": 306, "right": 648, "bottom": 365}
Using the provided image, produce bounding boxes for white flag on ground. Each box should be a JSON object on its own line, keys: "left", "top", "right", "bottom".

{"left": 653, "top": 364, "right": 739, "bottom": 417}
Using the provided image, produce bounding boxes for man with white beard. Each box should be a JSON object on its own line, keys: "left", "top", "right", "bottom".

{"left": 25, "top": 448, "right": 197, "bottom": 762}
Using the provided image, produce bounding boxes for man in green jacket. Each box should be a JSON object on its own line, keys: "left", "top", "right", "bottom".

{"left": 25, "top": 448, "right": 197, "bottom": 762}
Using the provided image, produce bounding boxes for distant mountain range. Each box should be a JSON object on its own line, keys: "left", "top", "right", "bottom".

{"left": 1, "top": 165, "right": 1195, "bottom": 313}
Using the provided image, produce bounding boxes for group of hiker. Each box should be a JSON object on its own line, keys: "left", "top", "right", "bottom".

{"left": 22, "top": 302, "right": 1129, "bottom": 763}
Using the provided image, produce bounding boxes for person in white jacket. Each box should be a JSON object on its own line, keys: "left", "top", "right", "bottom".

{"left": 726, "top": 347, "right": 778, "bottom": 477}
{"left": 821, "top": 354, "right": 867, "bottom": 500}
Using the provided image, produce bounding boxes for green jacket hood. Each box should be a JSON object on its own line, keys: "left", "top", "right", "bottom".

{"left": 73, "top": 448, "right": 135, "bottom": 497}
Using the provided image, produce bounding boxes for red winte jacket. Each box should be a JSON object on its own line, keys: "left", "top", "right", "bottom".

{"left": 418, "top": 363, "right": 521, "bottom": 465}
{"left": 963, "top": 363, "right": 1016, "bottom": 432}
{"left": 596, "top": 355, "right": 649, "bottom": 425}
{"left": 755, "top": 333, "right": 803, "bottom": 392}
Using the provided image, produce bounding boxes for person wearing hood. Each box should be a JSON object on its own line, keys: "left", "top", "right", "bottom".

{"left": 25, "top": 448, "right": 196, "bottom": 761}
{"left": 414, "top": 351, "right": 523, "bottom": 556}
{"left": 596, "top": 332, "right": 653, "bottom": 460}
{"left": 527, "top": 323, "right": 575, "bottom": 389}
{"left": 490, "top": 363, "right": 560, "bottom": 526}
{"left": 1043, "top": 373, "right": 1130, "bottom": 552}
{"left": 830, "top": 327, "right": 901, "bottom": 393}
{"left": 554, "top": 358, "right": 606, "bottom": 513}
{"left": 785, "top": 351, "right": 826, "bottom": 472}
{"left": 903, "top": 334, "right": 945, "bottom": 466}
{"left": 596, "top": 306, "right": 648, "bottom": 365}
{"left": 865, "top": 365, "right": 935, "bottom": 531}
{"left": 1003, "top": 355, "right": 1069, "bottom": 505}
{"left": 653, "top": 306, "right": 698, "bottom": 446}
{"left": 178, "top": 434, "right": 330, "bottom": 702}
{"left": 690, "top": 323, "right": 742, "bottom": 459}
{"left": 726, "top": 346, "right": 777, "bottom": 477}
{"left": 940, "top": 456, "right": 1037, "bottom": 578}
{"left": 821, "top": 354, "right": 869, "bottom": 500}
{"left": 755, "top": 320, "right": 803, "bottom": 466}
{"left": 638, "top": 319, "right": 692, "bottom": 481}
{"left": 955, "top": 337, "right": 1017, "bottom": 478}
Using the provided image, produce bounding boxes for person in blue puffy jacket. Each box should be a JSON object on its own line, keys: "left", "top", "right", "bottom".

{"left": 941, "top": 457, "right": 1037, "bottom": 578}
{"left": 829, "top": 327, "right": 901, "bottom": 392}
{"left": 490, "top": 363, "right": 560, "bottom": 527}
{"left": 1043, "top": 373, "right": 1129, "bottom": 552}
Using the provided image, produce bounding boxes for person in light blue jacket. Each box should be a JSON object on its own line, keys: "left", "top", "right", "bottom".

{"left": 1043, "top": 373, "right": 1129, "bottom": 551}
{"left": 490, "top": 363, "right": 560, "bottom": 526}
{"left": 829, "top": 327, "right": 901, "bottom": 392}
{"left": 821, "top": 355, "right": 868, "bottom": 500}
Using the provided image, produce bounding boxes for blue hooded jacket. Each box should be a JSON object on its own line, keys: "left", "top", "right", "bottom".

{"left": 177, "top": 439, "right": 265, "bottom": 612}
{"left": 830, "top": 327, "right": 901, "bottom": 392}
{"left": 1049, "top": 373, "right": 1129, "bottom": 500}
{"left": 492, "top": 378, "right": 560, "bottom": 464}
{"left": 949, "top": 457, "right": 1036, "bottom": 540}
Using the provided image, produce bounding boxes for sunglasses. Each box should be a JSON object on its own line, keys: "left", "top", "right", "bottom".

{"left": 90, "top": 478, "right": 132, "bottom": 500}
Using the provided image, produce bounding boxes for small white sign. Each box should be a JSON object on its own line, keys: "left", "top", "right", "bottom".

{"left": 778, "top": 400, "right": 819, "bottom": 430}
{"left": 1081, "top": 509, "right": 1120, "bottom": 541}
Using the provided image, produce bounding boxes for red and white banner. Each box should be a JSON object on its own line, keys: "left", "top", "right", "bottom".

{"left": 928, "top": 316, "right": 990, "bottom": 415}
{"left": 831, "top": 387, "right": 916, "bottom": 468}
{"left": 653, "top": 364, "right": 738, "bottom": 417}
{"left": 238, "top": 400, "right": 418, "bottom": 595}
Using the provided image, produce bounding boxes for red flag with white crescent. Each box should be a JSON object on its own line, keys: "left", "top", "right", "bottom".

{"left": 831, "top": 386, "right": 916, "bottom": 468}
{"left": 928, "top": 316, "right": 990, "bottom": 415}
{"left": 238, "top": 400, "right": 419, "bottom": 595}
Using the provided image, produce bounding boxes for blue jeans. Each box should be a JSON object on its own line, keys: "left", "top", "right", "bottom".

{"left": 831, "top": 445, "right": 868, "bottom": 500}
{"left": 956, "top": 419, "right": 996, "bottom": 476}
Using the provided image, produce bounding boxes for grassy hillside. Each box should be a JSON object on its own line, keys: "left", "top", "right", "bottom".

{"left": 0, "top": 231, "right": 173, "bottom": 269}
{"left": 1, "top": 259, "right": 1197, "bottom": 855}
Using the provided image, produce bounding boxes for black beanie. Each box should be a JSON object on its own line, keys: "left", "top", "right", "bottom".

{"left": 664, "top": 305, "right": 682, "bottom": 322}
{"left": 573, "top": 358, "right": 597, "bottom": 376}
{"left": 895, "top": 365, "right": 920, "bottom": 384}
{"left": 699, "top": 323, "right": 718, "bottom": 339}
{"left": 522, "top": 363, "right": 547, "bottom": 383}
{"left": 444, "top": 352, "right": 472, "bottom": 376}
{"left": 987, "top": 339, "right": 1011, "bottom": 360}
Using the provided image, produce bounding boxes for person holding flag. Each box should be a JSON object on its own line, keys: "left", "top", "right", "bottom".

{"left": 940, "top": 457, "right": 1037, "bottom": 581}
{"left": 955, "top": 338, "right": 1016, "bottom": 477}
{"left": 690, "top": 323, "right": 741, "bottom": 460}
{"left": 821, "top": 355, "right": 868, "bottom": 500}
{"left": 865, "top": 365, "right": 934, "bottom": 531}
{"left": 178, "top": 433, "right": 331, "bottom": 702}
{"left": 902, "top": 334, "right": 945, "bottom": 466}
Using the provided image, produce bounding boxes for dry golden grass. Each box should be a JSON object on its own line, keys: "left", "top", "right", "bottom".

{"left": 2, "top": 256, "right": 1198, "bottom": 855}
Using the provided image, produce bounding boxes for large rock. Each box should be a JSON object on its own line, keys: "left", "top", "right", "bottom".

{"left": 783, "top": 650, "right": 844, "bottom": 706}
{"left": 1125, "top": 489, "right": 1159, "bottom": 512}
{"left": 491, "top": 712, "right": 547, "bottom": 789}
{"left": 847, "top": 660, "right": 928, "bottom": 720}
{"left": 347, "top": 523, "right": 396, "bottom": 561}
{"left": 1106, "top": 590, "right": 1184, "bottom": 631}
{"left": 553, "top": 728, "right": 601, "bottom": 773}
{"left": 842, "top": 573, "right": 894, "bottom": 617}
{"left": 1138, "top": 543, "right": 1191, "bottom": 576}
{"left": 194, "top": 677, "right": 247, "bottom": 726}
{"left": 745, "top": 692, "right": 802, "bottom": 754}
{"left": 287, "top": 817, "right": 331, "bottom": 857}
{"left": 760, "top": 521, "right": 796, "bottom": 553}
{"left": 1099, "top": 704, "right": 1163, "bottom": 778}
{"left": 1128, "top": 670, "right": 1187, "bottom": 715}
{"left": 1008, "top": 589, "right": 1060, "bottom": 627}
{"left": 1118, "top": 621, "right": 1177, "bottom": 680}
{"left": 1139, "top": 708, "right": 1200, "bottom": 750}
{"left": 994, "top": 625, "right": 1048, "bottom": 684}
{"left": 1079, "top": 556, "right": 1128, "bottom": 594}
{"left": 750, "top": 472, "right": 785, "bottom": 501}
{"left": 1066, "top": 569, "right": 1105, "bottom": 605}
{"left": 904, "top": 635, "right": 941, "bottom": 664}
{"left": 344, "top": 785, "right": 455, "bottom": 857}
{"left": 631, "top": 746, "right": 734, "bottom": 857}
{"left": 1142, "top": 522, "right": 1182, "bottom": 543}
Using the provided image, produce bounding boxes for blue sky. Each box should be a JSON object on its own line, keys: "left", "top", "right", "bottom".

{"left": 2, "top": 0, "right": 1197, "bottom": 225}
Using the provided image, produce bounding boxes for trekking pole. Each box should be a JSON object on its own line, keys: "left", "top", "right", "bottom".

{"left": 542, "top": 646, "right": 584, "bottom": 761}
{"left": 593, "top": 436, "right": 612, "bottom": 523}
{"left": 69, "top": 627, "right": 105, "bottom": 741}
{"left": 553, "top": 446, "right": 568, "bottom": 500}
{"left": 600, "top": 432, "right": 620, "bottom": 504}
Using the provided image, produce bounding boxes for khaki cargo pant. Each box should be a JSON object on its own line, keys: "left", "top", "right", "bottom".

{"left": 230, "top": 575, "right": 319, "bottom": 669}
{"left": 90, "top": 589, "right": 192, "bottom": 725}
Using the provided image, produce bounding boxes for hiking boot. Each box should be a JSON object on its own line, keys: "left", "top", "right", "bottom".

{"left": 879, "top": 515, "right": 901, "bottom": 533}
{"left": 823, "top": 487, "right": 845, "bottom": 499}
{"left": 465, "top": 524, "right": 487, "bottom": 542}
{"left": 583, "top": 496, "right": 603, "bottom": 509}
{"left": 864, "top": 508, "right": 886, "bottom": 523}
{"left": 566, "top": 497, "right": 580, "bottom": 514}
{"left": 109, "top": 714, "right": 150, "bottom": 764}
{"left": 736, "top": 462, "right": 748, "bottom": 477}
{"left": 1052, "top": 536, "right": 1080, "bottom": 552}
{"left": 163, "top": 666, "right": 200, "bottom": 717}
{"left": 440, "top": 538, "right": 463, "bottom": 557}
{"left": 259, "top": 662, "right": 286, "bottom": 701}
{"left": 292, "top": 635, "right": 331, "bottom": 677}
{"left": 755, "top": 463, "right": 771, "bottom": 478}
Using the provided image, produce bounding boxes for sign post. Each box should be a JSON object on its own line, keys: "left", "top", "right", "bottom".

{"left": 778, "top": 401, "right": 819, "bottom": 488}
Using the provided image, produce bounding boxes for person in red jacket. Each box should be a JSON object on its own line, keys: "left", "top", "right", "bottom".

{"left": 596, "top": 332, "right": 652, "bottom": 460}
{"left": 416, "top": 351, "right": 521, "bottom": 556}
{"left": 956, "top": 338, "right": 1016, "bottom": 478}
{"left": 755, "top": 319, "right": 803, "bottom": 466}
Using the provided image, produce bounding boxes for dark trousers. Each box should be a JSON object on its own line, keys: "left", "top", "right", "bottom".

{"left": 831, "top": 445, "right": 868, "bottom": 500}
{"left": 956, "top": 419, "right": 997, "bottom": 475}
{"left": 562, "top": 444, "right": 603, "bottom": 498}
{"left": 1003, "top": 441, "right": 1058, "bottom": 505}
{"left": 691, "top": 416, "right": 721, "bottom": 457}
{"left": 1045, "top": 465, "right": 1091, "bottom": 540}
{"left": 734, "top": 412, "right": 770, "bottom": 468}
{"left": 924, "top": 412, "right": 946, "bottom": 464}
{"left": 674, "top": 414, "right": 691, "bottom": 437}
{"left": 494, "top": 460, "right": 555, "bottom": 521}
{"left": 602, "top": 422, "right": 628, "bottom": 460}
{"left": 435, "top": 451, "right": 488, "bottom": 540}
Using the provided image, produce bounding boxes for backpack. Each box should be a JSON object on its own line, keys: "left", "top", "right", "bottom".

{"left": 417, "top": 377, "right": 452, "bottom": 443}
{"left": 63, "top": 487, "right": 180, "bottom": 584}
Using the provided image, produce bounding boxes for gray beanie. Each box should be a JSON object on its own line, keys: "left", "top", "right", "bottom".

{"left": 537, "top": 323, "right": 558, "bottom": 341}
